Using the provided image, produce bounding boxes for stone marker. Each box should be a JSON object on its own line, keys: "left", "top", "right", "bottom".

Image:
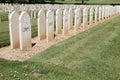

{"left": 95, "top": 7, "right": 98, "bottom": 23}
{"left": 63, "top": 9, "right": 69, "bottom": 35}
{"left": 9, "top": 11, "right": 19, "bottom": 49}
{"left": 98, "top": 7, "right": 102, "bottom": 21}
{"left": 46, "top": 10, "right": 54, "bottom": 43}
{"left": 74, "top": 8, "right": 80, "bottom": 31}
{"left": 56, "top": 9, "right": 62, "bottom": 34}
{"left": 83, "top": 8, "right": 88, "bottom": 31}
{"left": 19, "top": 11, "right": 32, "bottom": 50}
{"left": 38, "top": 9, "right": 46, "bottom": 40}
{"left": 68, "top": 8, "right": 73, "bottom": 30}
{"left": 89, "top": 8, "right": 93, "bottom": 25}
{"left": 106, "top": 7, "right": 109, "bottom": 18}
{"left": 102, "top": 7, "right": 105, "bottom": 19}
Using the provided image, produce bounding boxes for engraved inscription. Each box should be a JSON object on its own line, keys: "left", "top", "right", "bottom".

{"left": 23, "top": 27, "right": 30, "bottom": 32}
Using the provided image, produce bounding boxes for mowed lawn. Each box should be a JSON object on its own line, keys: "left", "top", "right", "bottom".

{"left": 55, "top": 0, "right": 120, "bottom": 4}
{"left": 86, "top": 0, "right": 120, "bottom": 4}
{"left": 0, "top": 19, "right": 37, "bottom": 47}
{"left": 0, "top": 16, "right": 120, "bottom": 80}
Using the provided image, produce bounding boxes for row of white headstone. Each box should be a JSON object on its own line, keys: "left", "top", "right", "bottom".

{"left": 9, "top": 6, "right": 119, "bottom": 50}
{"left": 0, "top": 4, "right": 93, "bottom": 12}
{"left": 1, "top": 4, "right": 120, "bottom": 14}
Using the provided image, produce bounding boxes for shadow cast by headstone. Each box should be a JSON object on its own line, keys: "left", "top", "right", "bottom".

{"left": 32, "top": 43, "right": 36, "bottom": 47}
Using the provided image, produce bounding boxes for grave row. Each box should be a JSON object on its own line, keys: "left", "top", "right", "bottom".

{"left": 1, "top": 4, "right": 120, "bottom": 15}
{"left": 9, "top": 6, "right": 120, "bottom": 50}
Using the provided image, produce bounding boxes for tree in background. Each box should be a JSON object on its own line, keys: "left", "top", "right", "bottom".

{"left": 2, "top": 0, "right": 5, "bottom": 3}
{"left": 0, "top": 0, "right": 89, "bottom": 4}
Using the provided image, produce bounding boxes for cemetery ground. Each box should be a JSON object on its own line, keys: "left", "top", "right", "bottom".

{"left": 0, "top": 14, "right": 120, "bottom": 80}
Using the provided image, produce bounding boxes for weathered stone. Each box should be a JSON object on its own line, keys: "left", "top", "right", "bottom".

{"left": 9, "top": 11, "right": 19, "bottom": 49}
{"left": 46, "top": 10, "right": 54, "bottom": 43}
{"left": 19, "top": 11, "right": 32, "bottom": 50}
{"left": 56, "top": 9, "right": 62, "bottom": 34}
{"left": 38, "top": 9, "right": 46, "bottom": 40}
{"left": 68, "top": 8, "right": 73, "bottom": 30}
{"left": 74, "top": 8, "right": 80, "bottom": 31}
{"left": 83, "top": 8, "right": 88, "bottom": 30}
{"left": 95, "top": 7, "right": 98, "bottom": 23}
{"left": 98, "top": 7, "right": 102, "bottom": 21}
{"left": 102, "top": 7, "right": 105, "bottom": 19}
{"left": 63, "top": 9, "right": 69, "bottom": 35}
{"left": 89, "top": 8, "right": 93, "bottom": 25}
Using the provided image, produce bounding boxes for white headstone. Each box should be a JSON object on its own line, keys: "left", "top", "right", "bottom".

{"left": 89, "top": 8, "right": 93, "bottom": 25}
{"left": 46, "top": 10, "right": 54, "bottom": 43}
{"left": 68, "top": 8, "right": 73, "bottom": 30}
{"left": 98, "top": 7, "right": 102, "bottom": 21}
{"left": 102, "top": 7, "right": 105, "bottom": 19}
{"left": 63, "top": 9, "right": 69, "bottom": 35}
{"left": 9, "top": 11, "right": 19, "bottom": 49}
{"left": 38, "top": 9, "right": 46, "bottom": 40}
{"left": 56, "top": 9, "right": 62, "bottom": 34}
{"left": 83, "top": 8, "right": 88, "bottom": 30}
{"left": 95, "top": 7, "right": 98, "bottom": 23}
{"left": 74, "top": 8, "right": 80, "bottom": 31}
{"left": 19, "top": 11, "right": 32, "bottom": 50}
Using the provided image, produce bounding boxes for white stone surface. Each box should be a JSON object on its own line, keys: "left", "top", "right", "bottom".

{"left": 38, "top": 9, "right": 46, "bottom": 40}
{"left": 95, "top": 7, "right": 98, "bottom": 23}
{"left": 83, "top": 8, "right": 88, "bottom": 30}
{"left": 68, "top": 8, "right": 73, "bottom": 30}
{"left": 56, "top": 9, "right": 62, "bottom": 34}
{"left": 102, "top": 7, "right": 105, "bottom": 19}
{"left": 98, "top": 7, "right": 102, "bottom": 21}
{"left": 46, "top": 10, "right": 54, "bottom": 43}
{"left": 63, "top": 9, "right": 69, "bottom": 35}
{"left": 9, "top": 11, "right": 19, "bottom": 49}
{"left": 74, "top": 8, "right": 80, "bottom": 31}
{"left": 19, "top": 11, "right": 32, "bottom": 50}
{"left": 89, "top": 8, "right": 93, "bottom": 25}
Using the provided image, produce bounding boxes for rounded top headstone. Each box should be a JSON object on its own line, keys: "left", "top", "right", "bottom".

{"left": 9, "top": 11, "right": 19, "bottom": 22}
{"left": 19, "top": 11, "right": 31, "bottom": 28}
{"left": 38, "top": 9, "right": 45, "bottom": 17}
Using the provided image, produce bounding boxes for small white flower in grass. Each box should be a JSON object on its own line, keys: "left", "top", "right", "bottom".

{"left": 0, "top": 74, "right": 3, "bottom": 77}
{"left": 24, "top": 73, "right": 28, "bottom": 76}
{"left": 13, "top": 74, "right": 17, "bottom": 78}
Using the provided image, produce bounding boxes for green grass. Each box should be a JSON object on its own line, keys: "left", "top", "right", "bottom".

{"left": 0, "top": 12, "right": 8, "bottom": 21}
{"left": 0, "top": 15, "right": 120, "bottom": 80}
{"left": 86, "top": 0, "right": 120, "bottom": 4}
{"left": 49, "top": 0, "right": 120, "bottom": 4}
